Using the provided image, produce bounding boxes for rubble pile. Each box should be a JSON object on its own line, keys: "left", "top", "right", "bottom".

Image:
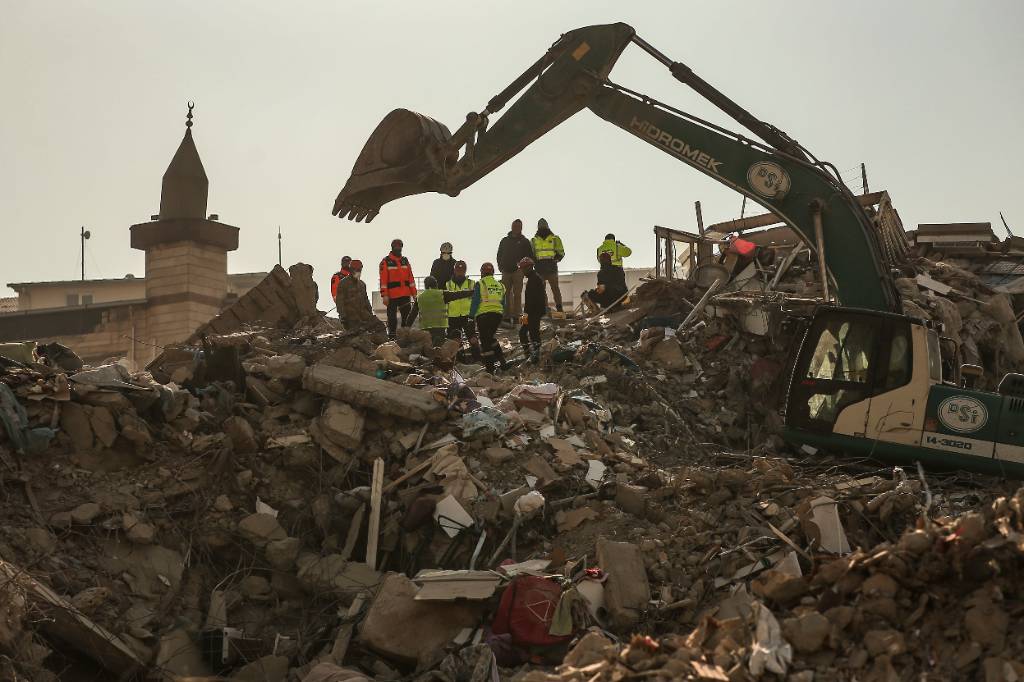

{"left": 0, "top": 263, "right": 1022, "bottom": 681}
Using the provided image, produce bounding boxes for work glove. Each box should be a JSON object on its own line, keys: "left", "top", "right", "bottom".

{"left": 520, "top": 314, "right": 529, "bottom": 325}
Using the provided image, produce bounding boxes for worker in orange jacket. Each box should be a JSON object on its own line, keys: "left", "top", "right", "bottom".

{"left": 379, "top": 239, "right": 417, "bottom": 339}
{"left": 330, "top": 256, "right": 352, "bottom": 301}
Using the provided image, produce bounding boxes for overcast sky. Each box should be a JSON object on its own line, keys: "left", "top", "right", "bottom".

{"left": 2, "top": 1, "right": 1022, "bottom": 309}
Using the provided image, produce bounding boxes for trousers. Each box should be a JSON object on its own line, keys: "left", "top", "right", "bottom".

{"left": 518, "top": 314, "right": 541, "bottom": 354}
{"left": 386, "top": 296, "right": 412, "bottom": 338}
{"left": 447, "top": 315, "right": 477, "bottom": 341}
{"left": 475, "top": 312, "right": 506, "bottom": 372}
{"left": 538, "top": 269, "right": 562, "bottom": 310}
{"left": 500, "top": 270, "right": 525, "bottom": 318}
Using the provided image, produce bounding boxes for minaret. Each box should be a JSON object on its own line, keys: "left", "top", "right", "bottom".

{"left": 130, "top": 103, "right": 239, "bottom": 349}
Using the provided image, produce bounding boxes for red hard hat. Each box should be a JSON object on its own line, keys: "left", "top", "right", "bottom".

{"left": 517, "top": 256, "right": 534, "bottom": 269}
{"left": 454, "top": 260, "right": 467, "bottom": 271}
{"left": 349, "top": 259, "right": 363, "bottom": 271}
{"left": 480, "top": 262, "right": 495, "bottom": 275}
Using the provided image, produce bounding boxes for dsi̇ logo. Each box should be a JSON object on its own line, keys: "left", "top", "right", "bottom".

{"left": 937, "top": 396, "right": 988, "bottom": 433}
{"left": 747, "top": 161, "right": 791, "bottom": 199}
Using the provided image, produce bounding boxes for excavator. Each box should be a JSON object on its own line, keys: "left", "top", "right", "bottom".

{"left": 332, "top": 22, "right": 1024, "bottom": 478}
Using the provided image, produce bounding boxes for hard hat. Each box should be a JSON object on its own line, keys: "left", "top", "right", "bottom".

{"left": 517, "top": 256, "right": 534, "bottom": 269}
{"left": 480, "top": 262, "right": 495, "bottom": 276}
{"left": 454, "top": 260, "right": 467, "bottom": 272}
{"left": 391, "top": 238, "right": 404, "bottom": 249}
{"left": 424, "top": 276, "right": 438, "bottom": 288}
{"left": 349, "top": 259, "right": 363, "bottom": 271}
{"left": 440, "top": 242, "right": 453, "bottom": 253}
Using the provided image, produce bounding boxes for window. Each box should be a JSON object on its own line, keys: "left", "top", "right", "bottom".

{"left": 805, "top": 320, "right": 876, "bottom": 384}
{"left": 65, "top": 293, "right": 79, "bottom": 306}
{"left": 926, "top": 330, "right": 942, "bottom": 383}
{"left": 789, "top": 314, "right": 882, "bottom": 430}
{"left": 883, "top": 327, "right": 912, "bottom": 391}
{"left": 81, "top": 294, "right": 93, "bottom": 305}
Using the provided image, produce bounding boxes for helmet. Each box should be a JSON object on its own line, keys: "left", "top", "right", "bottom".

{"left": 454, "top": 260, "right": 467, "bottom": 273}
{"left": 517, "top": 256, "right": 534, "bottom": 269}
{"left": 349, "top": 259, "right": 363, "bottom": 271}
{"left": 391, "top": 238, "right": 404, "bottom": 249}
{"left": 440, "top": 242, "right": 453, "bottom": 254}
{"left": 341, "top": 255, "right": 352, "bottom": 266}
{"left": 480, "top": 262, "right": 495, "bottom": 276}
{"left": 424, "top": 276, "right": 438, "bottom": 288}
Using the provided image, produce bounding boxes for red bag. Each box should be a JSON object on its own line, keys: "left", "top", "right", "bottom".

{"left": 491, "top": 576, "right": 570, "bottom": 647}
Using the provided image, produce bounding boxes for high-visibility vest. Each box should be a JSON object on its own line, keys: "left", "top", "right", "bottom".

{"left": 379, "top": 254, "right": 416, "bottom": 298}
{"left": 416, "top": 289, "right": 448, "bottom": 330}
{"left": 475, "top": 276, "right": 505, "bottom": 317}
{"left": 445, "top": 277, "right": 473, "bottom": 318}
{"left": 531, "top": 234, "right": 564, "bottom": 261}
{"left": 596, "top": 239, "right": 631, "bottom": 267}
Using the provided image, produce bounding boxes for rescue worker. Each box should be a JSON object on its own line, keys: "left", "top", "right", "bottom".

{"left": 416, "top": 276, "right": 449, "bottom": 346}
{"left": 445, "top": 260, "right": 476, "bottom": 339}
{"left": 336, "top": 260, "right": 384, "bottom": 332}
{"left": 496, "top": 219, "right": 534, "bottom": 322}
{"left": 531, "top": 218, "right": 565, "bottom": 312}
{"left": 596, "top": 234, "right": 632, "bottom": 267}
{"left": 581, "top": 252, "right": 628, "bottom": 313}
{"left": 517, "top": 256, "right": 547, "bottom": 362}
{"left": 429, "top": 242, "right": 456, "bottom": 290}
{"left": 469, "top": 262, "right": 507, "bottom": 373}
{"left": 329, "top": 256, "right": 352, "bottom": 302}
{"left": 379, "top": 239, "right": 417, "bottom": 339}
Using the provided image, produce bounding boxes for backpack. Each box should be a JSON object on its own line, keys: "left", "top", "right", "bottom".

{"left": 490, "top": 576, "right": 570, "bottom": 648}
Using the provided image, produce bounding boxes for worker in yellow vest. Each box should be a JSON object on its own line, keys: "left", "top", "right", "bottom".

{"left": 596, "top": 233, "right": 632, "bottom": 267}
{"left": 444, "top": 261, "right": 479, "bottom": 359}
{"left": 469, "top": 262, "right": 507, "bottom": 373}
{"left": 531, "top": 218, "right": 565, "bottom": 312}
{"left": 416, "top": 276, "right": 448, "bottom": 346}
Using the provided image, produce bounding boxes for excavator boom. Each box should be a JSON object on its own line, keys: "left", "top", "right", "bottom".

{"left": 333, "top": 22, "right": 900, "bottom": 312}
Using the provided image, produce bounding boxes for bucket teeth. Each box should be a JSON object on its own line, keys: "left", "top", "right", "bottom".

{"left": 332, "top": 108, "right": 453, "bottom": 222}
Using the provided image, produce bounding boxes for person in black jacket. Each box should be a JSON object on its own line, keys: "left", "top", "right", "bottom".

{"left": 581, "top": 252, "right": 628, "bottom": 313}
{"left": 496, "top": 219, "right": 534, "bottom": 322}
{"left": 429, "top": 242, "right": 456, "bottom": 289}
{"left": 517, "top": 256, "right": 548, "bottom": 362}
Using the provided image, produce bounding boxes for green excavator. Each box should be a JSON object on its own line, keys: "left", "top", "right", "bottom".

{"left": 332, "top": 22, "right": 1024, "bottom": 478}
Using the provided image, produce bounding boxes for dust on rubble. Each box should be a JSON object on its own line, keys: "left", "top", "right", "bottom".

{"left": 0, "top": 258, "right": 1022, "bottom": 681}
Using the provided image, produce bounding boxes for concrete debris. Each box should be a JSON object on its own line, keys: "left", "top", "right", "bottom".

{"left": 1, "top": 252, "right": 1023, "bottom": 681}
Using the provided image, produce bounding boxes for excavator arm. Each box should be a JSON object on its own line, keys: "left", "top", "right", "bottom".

{"left": 333, "top": 22, "right": 900, "bottom": 312}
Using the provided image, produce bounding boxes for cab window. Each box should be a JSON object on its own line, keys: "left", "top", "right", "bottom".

{"left": 883, "top": 327, "right": 912, "bottom": 391}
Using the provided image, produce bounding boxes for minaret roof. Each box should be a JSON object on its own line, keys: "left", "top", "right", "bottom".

{"left": 159, "top": 104, "right": 209, "bottom": 220}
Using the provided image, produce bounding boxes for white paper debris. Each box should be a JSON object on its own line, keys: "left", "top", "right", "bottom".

{"left": 255, "top": 497, "right": 279, "bottom": 518}
{"left": 434, "top": 495, "right": 475, "bottom": 537}
{"left": 749, "top": 601, "right": 792, "bottom": 676}
{"left": 809, "top": 495, "right": 851, "bottom": 554}
{"left": 585, "top": 460, "right": 607, "bottom": 489}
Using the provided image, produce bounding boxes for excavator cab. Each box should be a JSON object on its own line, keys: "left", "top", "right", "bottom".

{"left": 785, "top": 306, "right": 1024, "bottom": 477}
{"left": 332, "top": 109, "right": 455, "bottom": 222}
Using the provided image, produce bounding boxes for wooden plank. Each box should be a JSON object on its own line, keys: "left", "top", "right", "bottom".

{"left": 340, "top": 504, "right": 366, "bottom": 561}
{"left": 0, "top": 560, "right": 143, "bottom": 677}
{"left": 365, "top": 458, "right": 384, "bottom": 570}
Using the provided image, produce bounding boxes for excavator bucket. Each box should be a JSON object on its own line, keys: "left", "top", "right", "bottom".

{"left": 332, "top": 109, "right": 454, "bottom": 222}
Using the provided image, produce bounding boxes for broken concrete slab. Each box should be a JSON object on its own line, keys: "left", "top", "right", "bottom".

{"left": 266, "top": 353, "right": 307, "bottom": 380}
{"left": 303, "top": 363, "right": 446, "bottom": 423}
{"left": 232, "top": 654, "right": 289, "bottom": 681}
{"left": 318, "top": 400, "right": 365, "bottom": 449}
{"left": 224, "top": 415, "right": 259, "bottom": 453}
{"left": 87, "top": 406, "right": 118, "bottom": 448}
{"left": 358, "top": 572, "right": 483, "bottom": 668}
{"left": 296, "top": 554, "right": 382, "bottom": 597}
{"left": 59, "top": 402, "right": 94, "bottom": 451}
{"left": 238, "top": 513, "right": 288, "bottom": 547}
{"left": 597, "top": 538, "right": 651, "bottom": 630}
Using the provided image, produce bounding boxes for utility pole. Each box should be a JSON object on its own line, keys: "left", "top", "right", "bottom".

{"left": 860, "top": 163, "right": 869, "bottom": 195}
{"left": 80, "top": 226, "right": 91, "bottom": 280}
{"left": 277, "top": 226, "right": 282, "bottom": 266}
